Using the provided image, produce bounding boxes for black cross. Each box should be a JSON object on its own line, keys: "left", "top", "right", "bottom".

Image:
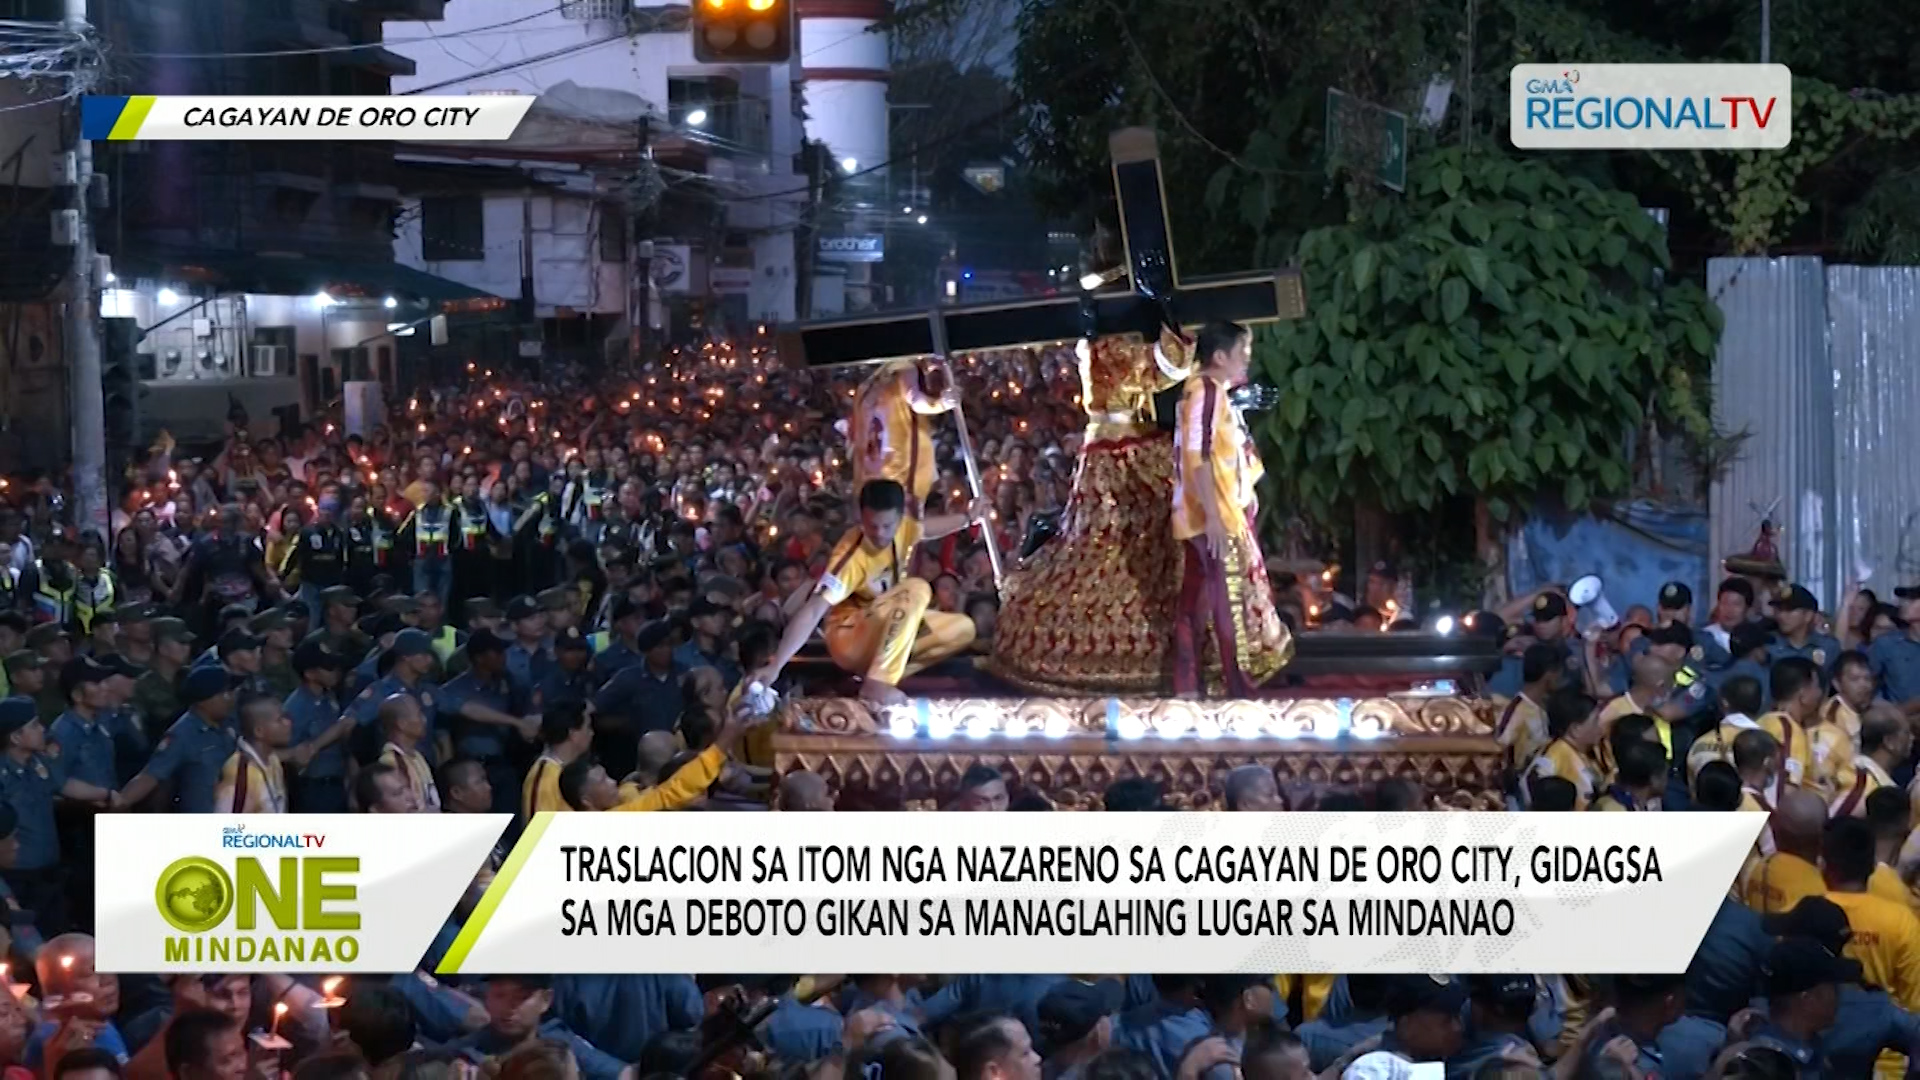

{"left": 779, "top": 127, "right": 1308, "bottom": 367}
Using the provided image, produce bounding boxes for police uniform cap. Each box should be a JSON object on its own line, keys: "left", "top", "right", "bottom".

{"left": 3, "top": 651, "right": 45, "bottom": 674}
{"left": 96, "top": 654, "right": 144, "bottom": 680}
{"left": 1531, "top": 593, "right": 1570, "bottom": 621}
{"left": 1369, "top": 560, "right": 1399, "bottom": 580}
{"left": 320, "top": 586, "right": 363, "bottom": 610}
{"left": 114, "top": 602, "right": 156, "bottom": 623}
{"left": 380, "top": 596, "right": 419, "bottom": 616}
{"left": 466, "top": 628, "right": 509, "bottom": 658}
{"left": 1895, "top": 584, "right": 1920, "bottom": 601}
{"left": 180, "top": 667, "right": 238, "bottom": 706}
{"left": 1658, "top": 582, "right": 1692, "bottom": 610}
{"left": 1775, "top": 584, "right": 1820, "bottom": 612}
{"left": 634, "top": 619, "right": 674, "bottom": 653}
{"left": 1730, "top": 623, "right": 1772, "bottom": 658}
{"left": 535, "top": 588, "right": 574, "bottom": 612}
{"left": 149, "top": 618, "right": 196, "bottom": 644}
{"left": 217, "top": 629, "right": 265, "bottom": 657}
{"left": 505, "top": 596, "right": 541, "bottom": 623}
{"left": 217, "top": 603, "right": 253, "bottom": 626}
{"left": 248, "top": 609, "right": 290, "bottom": 634}
{"left": 292, "top": 640, "right": 352, "bottom": 673}
{"left": 555, "top": 627, "right": 590, "bottom": 653}
{"left": 87, "top": 608, "right": 120, "bottom": 626}
{"left": 1383, "top": 974, "right": 1468, "bottom": 1018}
{"left": 608, "top": 596, "right": 643, "bottom": 625}
{"left": 464, "top": 597, "right": 503, "bottom": 620}
{"left": 0, "top": 697, "right": 34, "bottom": 737}
{"left": 1035, "top": 981, "right": 1115, "bottom": 1052}
{"left": 24, "top": 625, "right": 68, "bottom": 650}
{"left": 1760, "top": 897, "right": 1852, "bottom": 952}
{"left": 58, "top": 657, "right": 110, "bottom": 698}
{"left": 391, "top": 628, "right": 435, "bottom": 659}
{"left": 1466, "top": 974, "right": 1537, "bottom": 1008}
{"left": 1765, "top": 936, "right": 1862, "bottom": 997}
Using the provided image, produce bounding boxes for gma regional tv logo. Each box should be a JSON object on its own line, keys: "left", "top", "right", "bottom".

{"left": 1510, "top": 63, "right": 1791, "bottom": 149}
{"left": 154, "top": 825, "right": 360, "bottom": 965}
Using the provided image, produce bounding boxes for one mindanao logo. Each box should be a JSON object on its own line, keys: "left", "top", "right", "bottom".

{"left": 152, "top": 826, "right": 360, "bottom": 965}
{"left": 1509, "top": 63, "right": 1792, "bottom": 150}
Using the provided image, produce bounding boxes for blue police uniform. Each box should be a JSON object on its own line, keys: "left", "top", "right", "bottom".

{"left": 536, "top": 665, "right": 596, "bottom": 710}
{"left": 591, "top": 664, "right": 685, "bottom": 736}
{"left": 1821, "top": 983, "right": 1920, "bottom": 1079}
{"left": 756, "top": 996, "right": 845, "bottom": 1064}
{"left": 673, "top": 640, "right": 740, "bottom": 688}
{"left": 1581, "top": 1018, "right": 1663, "bottom": 1079}
{"left": 47, "top": 710, "right": 116, "bottom": 790}
{"left": 1297, "top": 1014, "right": 1391, "bottom": 1073}
{"left": 452, "top": 1019, "right": 628, "bottom": 1080}
{"left": 349, "top": 675, "right": 438, "bottom": 753}
{"left": 0, "top": 751, "right": 64, "bottom": 869}
{"left": 1486, "top": 654, "right": 1524, "bottom": 698}
{"left": 390, "top": 971, "right": 477, "bottom": 1046}
{"left": 436, "top": 670, "right": 525, "bottom": 815}
{"left": 1695, "top": 632, "right": 1734, "bottom": 672}
{"left": 1747, "top": 1024, "right": 1822, "bottom": 1078}
{"left": 1111, "top": 999, "right": 1215, "bottom": 1080}
{"left": 590, "top": 640, "right": 641, "bottom": 684}
{"left": 0, "top": 875, "right": 46, "bottom": 962}
{"left": 921, "top": 974, "right": 1069, "bottom": 1043}
{"left": 1712, "top": 658, "right": 1775, "bottom": 711}
{"left": 504, "top": 640, "right": 553, "bottom": 695}
{"left": 550, "top": 975, "right": 705, "bottom": 1064}
{"left": 1446, "top": 1026, "right": 1534, "bottom": 1080}
{"left": 144, "top": 710, "right": 239, "bottom": 814}
{"left": 1657, "top": 898, "right": 1771, "bottom": 1080}
{"left": 1771, "top": 631, "right": 1842, "bottom": 678}
{"left": 1869, "top": 633, "right": 1920, "bottom": 706}
{"left": 284, "top": 686, "right": 349, "bottom": 813}
{"left": 104, "top": 707, "right": 148, "bottom": 785}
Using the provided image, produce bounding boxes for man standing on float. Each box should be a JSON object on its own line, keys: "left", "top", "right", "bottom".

{"left": 1170, "top": 321, "right": 1289, "bottom": 697}
{"left": 850, "top": 359, "right": 959, "bottom": 519}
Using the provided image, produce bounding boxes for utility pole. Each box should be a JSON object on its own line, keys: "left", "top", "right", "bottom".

{"left": 1759, "top": 0, "right": 1771, "bottom": 62}
{"left": 64, "top": 0, "right": 105, "bottom": 536}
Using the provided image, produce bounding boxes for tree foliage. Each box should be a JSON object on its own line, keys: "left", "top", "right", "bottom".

{"left": 1254, "top": 149, "right": 1722, "bottom": 525}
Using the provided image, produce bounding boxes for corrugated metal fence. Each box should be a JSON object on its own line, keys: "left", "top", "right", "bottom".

{"left": 1709, "top": 257, "right": 1920, "bottom": 611}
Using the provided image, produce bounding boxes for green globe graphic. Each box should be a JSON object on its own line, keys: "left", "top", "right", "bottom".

{"left": 154, "top": 857, "right": 234, "bottom": 933}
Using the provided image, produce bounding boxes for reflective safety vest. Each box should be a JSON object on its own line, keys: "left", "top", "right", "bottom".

{"left": 588, "top": 631, "right": 613, "bottom": 655}
{"left": 535, "top": 493, "right": 559, "bottom": 546}
{"left": 414, "top": 505, "right": 451, "bottom": 559}
{"left": 368, "top": 512, "right": 395, "bottom": 567}
{"left": 457, "top": 503, "right": 486, "bottom": 551}
{"left": 31, "top": 561, "right": 72, "bottom": 627}
{"left": 74, "top": 570, "right": 116, "bottom": 635}
{"left": 429, "top": 626, "right": 460, "bottom": 662}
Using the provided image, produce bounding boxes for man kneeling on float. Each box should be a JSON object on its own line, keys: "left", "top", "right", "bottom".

{"left": 749, "top": 479, "right": 985, "bottom": 705}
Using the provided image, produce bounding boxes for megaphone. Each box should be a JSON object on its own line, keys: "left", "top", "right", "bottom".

{"left": 1568, "top": 574, "right": 1619, "bottom": 634}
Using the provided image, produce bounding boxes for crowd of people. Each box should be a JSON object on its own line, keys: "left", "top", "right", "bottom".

{"left": 0, "top": 332, "right": 1912, "bottom": 1080}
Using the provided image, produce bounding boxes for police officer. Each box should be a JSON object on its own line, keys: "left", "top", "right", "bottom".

{"left": 285, "top": 497, "right": 350, "bottom": 625}
{"left": 1715, "top": 623, "right": 1776, "bottom": 713}
{"left": 502, "top": 597, "right": 552, "bottom": 692}
{"left": 1870, "top": 584, "right": 1920, "bottom": 716}
{"left": 304, "top": 586, "right": 371, "bottom": 658}
{"left": 414, "top": 591, "right": 463, "bottom": 668}
{"left": 349, "top": 628, "right": 441, "bottom": 759}
{"left": 249, "top": 609, "right": 299, "bottom": 699}
{"left": 590, "top": 596, "right": 646, "bottom": 683}
{"left": 438, "top": 629, "right": 538, "bottom": 815}
{"left": 2, "top": 653, "right": 47, "bottom": 722}
{"left": 47, "top": 658, "right": 116, "bottom": 792}
{"left": 282, "top": 638, "right": 356, "bottom": 813}
{"left": 1771, "top": 584, "right": 1843, "bottom": 679}
{"left": 130, "top": 618, "right": 194, "bottom": 742}
{"left": 22, "top": 626, "right": 69, "bottom": 723}
{"left": 0, "top": 695, "right": 112, "bottom": 935}
{"left": 95, "top": 653, "right": 149, "bottom": 785}
{"left": 538, "top": 628, "right": 598, "bottom": 711}
{"left": 117, "top": 667, "right": 240, "bottom": 814}
{"left": 204, "top": 627, "right": 271, "bottom": 697}
{"left": 1652, "top": 581, "right": 1728, "bottom": 672}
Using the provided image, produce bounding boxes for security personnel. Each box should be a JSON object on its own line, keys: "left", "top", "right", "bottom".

{"left": 284, "top": 500, "right": 349, "bottom": 624}
{"left": 305, "top": 586, "right": 372, "bottom": 659}
{"left": 414, "top": 592, "right": 463, "bottom": 667}
{"left": 437, "top": 629, "right": 536, "bottom": 814}
{"left": 1869, "top": 585, "right": 1920, "bottom": 715}
{"left": 1715, "top": 623, "right": 1776, "bottom": 713}
{"left": 117, "top": 667, "right": 240, "bottom": 814}
{"left": 589, "top": 596, "right": 646, "bottom": 683}
{"left": 250, "top": 609, "right": 300, "bottom": 699}
{"left": 70, "top": 538, "right": 117, "bottom": 638}
{"left": 95, "top": 653, "right": 149, "bottom": 785}
{"left": 536, "top": 629, "right": 597, "bottom": 711}
{"left": 344, "top": 503, "right": 385, "bottom": 595}
{"left": 348, "top": 628, "right": 440, "bottom": 758}
{"left": 1655, "top": 581, "right": 1731, "bottom": 671}
{"left": 282, "top": 638, "right": 355, "bottom": 812}
{"left": 503, "top": 596, "right": 552, "bottom": 692}
{"left": 16, "top": 531, "right": 78, "bottom": 630}
{"left": 515, "top": 474, "right": 567, "bottom": 590}
{"left": 77, "top": 602, "right": 120, "bottom": 664}
{"left": 23, "top": 625, "right": 70, "bottom": 723}
{"left": 1526, "top": 593, "right": 1585, "bottom": 682}
{"left": 47, "top": 658, "right": 116, "bottom": 791}
{"left": 3, "top": 653, "right": 48, "bottom": 723}
{"left": 1770, "top": 584, "right": 1842, "bottom": 679}
{"left": 398, "top": 484, "right": 456, "bottom": 607}
{"left": 130, "top": 618, "right": 194, "bottom": 741}
{"left": 0, "top": 694, "right": 112, "bottom": 935}
{"left": 538, "top": 587, "right": 580, "bottom": 638}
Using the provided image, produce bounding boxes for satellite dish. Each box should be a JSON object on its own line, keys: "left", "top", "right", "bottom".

{"left": 1568, "top": 574, "right": 1619, "bottom": 632}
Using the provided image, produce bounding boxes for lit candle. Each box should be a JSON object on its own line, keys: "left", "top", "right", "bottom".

{"left": 271, "top": 1001, "right": 289, "bottom": 1037}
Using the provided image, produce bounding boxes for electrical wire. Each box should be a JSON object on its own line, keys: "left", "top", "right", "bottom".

{"left": 124, "top": 2, "right": 574, "bottom": 60}
{"left": 397, "top": 30, "right": 632, "bottom": 95}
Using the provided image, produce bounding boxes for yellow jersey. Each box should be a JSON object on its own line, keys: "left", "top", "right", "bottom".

{"left": 1171, "top": 375, "right": 1262, "bottom": 543}
{"left": 1529, "top": 739, "right": 1600, "bottom": 809}
{"left": 1805, "top": 720, "right": 1857, "bottom": 797}
{"left": 1739, "top": 852, "right": 1825, "bottom": 916}
{"left": 1870, "top": 864, "right": 1911, "bottom": 910}
{"left": 1686, "top": 717, "right": 1759, "bottom": 779}
{"left": 1824, "top": 696, "right": 1864, "bottom": 743}
{"left": 1596, "top": 692, "right": 1668, "bottom": 775}
{"left": 851, "top": 361, "right": 945, "bottom": 508}
{"left": 1272, "top": 975, "right": 1339, "bottom": 1023}
{"left": 1756, "top": 711, "right": 1814, "bottom": 788}
{"left": 215, "top": 742, "right": 287, "bottom": 814}
{"left": 1827, "top": 890, "right": 1920, "bottom": 1011}
{"left": 815, "top": 519, "right": 924, "bottom": 609}
{"left": 524, "top": 752, "right": 567, "bottom": 817}
{"left": 1834, "top": 756, "right": 1895, "bottom": 819}
{"left": 1495, "top": 694, "right": 1548, "bottom": 775}
{"left": 611, "top": 746, "right": 725, "bottom": 812}
{"left": 379, "top": 741, "right": 441, "bottom": 813}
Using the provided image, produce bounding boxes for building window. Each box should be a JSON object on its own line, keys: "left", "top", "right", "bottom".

{"left": 421, "top": 195, "right": 484, "bottom": 261}
{"left": 598, "top": 205, "right": 627, "bottom": 263}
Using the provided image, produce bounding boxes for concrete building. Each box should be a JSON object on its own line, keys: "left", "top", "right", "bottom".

{"left": 387, "top": 0, "right": 815, "bottom": 346}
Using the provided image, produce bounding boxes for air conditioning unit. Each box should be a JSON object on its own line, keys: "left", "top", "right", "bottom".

{"left": 249, "top": 344, "right": 291, "bottom": 377}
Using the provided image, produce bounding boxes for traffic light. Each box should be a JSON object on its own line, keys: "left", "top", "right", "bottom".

{"left": 691, "top": 0, "right": 792, "bottom": 64}
{"left": 101, "top": 316, "right": 144, "bottom": 451}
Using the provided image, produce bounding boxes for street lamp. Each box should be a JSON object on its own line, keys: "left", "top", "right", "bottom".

{"left": 916, "top": 214, "right": 928, "bottom": 225}
{"left": 839, "top": 156, "right": 859, "bottom": 174}
{"left": 685, "top": 108, "right": 708, "bottom": 127}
